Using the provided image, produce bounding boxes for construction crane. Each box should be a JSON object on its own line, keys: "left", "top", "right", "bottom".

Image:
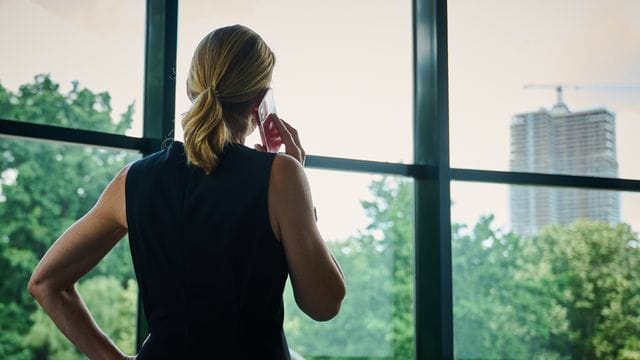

{"left": 524, "top": 83, "right": 640, "bottom": 108}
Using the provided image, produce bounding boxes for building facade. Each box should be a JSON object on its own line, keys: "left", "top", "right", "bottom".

{"left": 509, "top": 101, "right": 620, "bottom": 236}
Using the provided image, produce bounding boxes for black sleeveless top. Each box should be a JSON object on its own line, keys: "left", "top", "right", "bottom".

{"left": 125, "top": 141, "right": 290, "bottom": 359}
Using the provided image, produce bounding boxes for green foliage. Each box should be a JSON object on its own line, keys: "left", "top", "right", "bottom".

{"left": 529, "top": 221, "right": 640, "bottom": 359}
{"left": 0, "top": 75, "right": 138, "bottom": 358}
{"left": 0, "top": 74, "right": 133, "bottom": 133}
{"left": 453, "top": 217, "right": 640, "bottom": 359}
{"left": 452, "top": 216, "right": 560, "bottom": 359}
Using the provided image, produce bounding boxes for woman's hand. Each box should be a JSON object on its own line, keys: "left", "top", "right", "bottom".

{"left": 273, "top": 116, "right": 305, "bottom": 165}
{"left": 255, "top": 115, "right": 305, "bottom": 165}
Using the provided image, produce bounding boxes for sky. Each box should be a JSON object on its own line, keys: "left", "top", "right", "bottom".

{"left": 0, "top": 0, "right": 638, "bottom": 238}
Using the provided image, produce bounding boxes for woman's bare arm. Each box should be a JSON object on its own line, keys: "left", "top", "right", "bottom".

{"left": 28, "top": 165, "right": 133, "bottom": 360}
{"left": 269, "top": 154, "right": 346, "bottom": 321}
{"left": 264, "top": 115, "right": 346, "bottom": 321}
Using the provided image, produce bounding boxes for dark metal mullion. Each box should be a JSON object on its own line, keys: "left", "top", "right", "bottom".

{"left": 451, "top": 168, "right": 640, "bottom": 192}
{"left": 142, "top": 0, "right": 178, "bottom": 146}
{"left": 137, "top": 0, "right": 178, "bottom": 351}
{"left": 414, "top": 0, "right": 453, "bottom": 358}
{"left": 305, "top": 155, "right": 430, "bottom": 178}
{"left": 0, "top": 118, "right": 158, "bottom": 152}
{"left": 5, "top": 117, "right": 639, "bottom": 192}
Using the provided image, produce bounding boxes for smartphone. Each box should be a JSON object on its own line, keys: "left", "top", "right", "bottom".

{"left": 256, "top": 88, "right": 281, "bottom": 153}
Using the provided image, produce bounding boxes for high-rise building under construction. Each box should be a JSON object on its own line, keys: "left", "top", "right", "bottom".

{"left": 509, "top": 96, "right": 620, "bottom": 236}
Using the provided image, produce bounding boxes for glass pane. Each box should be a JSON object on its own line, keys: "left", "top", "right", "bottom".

{"left": 0, "top": 1, "right": 145, "bottom": 136}
{"left": 0, "top": 135, "right": 140, "bottom": 358}
{"left": 285, "top": 169, "right": 415, "bottom": 358}
{"left": 448, "top": 0, "right": 640, "bottom": 179}
{"left": 451, "top": 181, "right": 640, "bottom": 359}
{"left": 175, "top": 0, "right": 413, "bottom": 163}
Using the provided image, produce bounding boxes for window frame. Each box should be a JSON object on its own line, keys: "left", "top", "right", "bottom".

{"left": 2, "top": 0, "right": 640, "bottom": 358}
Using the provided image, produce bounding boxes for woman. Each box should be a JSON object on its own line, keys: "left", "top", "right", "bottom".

{"left": 28, "top": 24, "right": 346, "bottom": 359}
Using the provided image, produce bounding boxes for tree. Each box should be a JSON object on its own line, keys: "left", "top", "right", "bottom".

{"left": 524, "top": 221, "right": 640, "bottom": 359}
{"left": 452, "top": 216, "right": 566, "bottom": 359}
{"left": 0, "top": 74, "right": 138, "bottom": 358}
{"left": 453, "top": 218, "right": 640, "bottom": 359}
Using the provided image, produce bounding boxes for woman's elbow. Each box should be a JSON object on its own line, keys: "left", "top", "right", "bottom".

{"left": 305, "top": 283, "right": 347, "bottom": 322}
{"left": 27, "top": 276, "right": 45, "bottom": 300}
{"left": 310, "top": 301, "right": 343, "bottom": 322}
{"left": 27, "top": 272, "right": 56, "bottom": 301}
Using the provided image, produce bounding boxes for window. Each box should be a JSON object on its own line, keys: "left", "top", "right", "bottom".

{"left": 446, "top": 5, "right": 640, "bottom": 354}
{"left": 448, "top": 0, "right": 640, "bottom": 179}
{"left": 0, "top": 0, "right": 146, "bottom": 137}
{"left": 4, "top": 1, "right": 636, "bottom": 359}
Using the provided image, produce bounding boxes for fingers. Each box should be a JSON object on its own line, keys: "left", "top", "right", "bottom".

{"left": 282, "top": 120, "right": 300, "bottom": 146}
{"left": 254, "top": 144, "right": 266, "bottom": 152}
{"left": 272, "top": 115, "right": 296, "bottom": 148}
{"left": 280, "top": 119, "right": 305, "bottom": 163}
{"left": 271, "top": 115, "right": 304, "bottom": 165}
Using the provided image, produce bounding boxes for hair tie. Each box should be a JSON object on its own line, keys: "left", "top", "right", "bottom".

{"left": 209, "top": 86, "right": 221, "bottom": 98}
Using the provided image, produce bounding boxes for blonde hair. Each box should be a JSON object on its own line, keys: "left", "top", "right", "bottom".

{"left": 182, "top": 25, "right": 275, "bottom": 174}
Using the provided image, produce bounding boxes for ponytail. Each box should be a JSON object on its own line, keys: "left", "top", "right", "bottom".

{"left": 181, "top": 87, "right": 230, "bottom": 175}
{"left": 182, "top": 25, "right": 276, "bottom": 174}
